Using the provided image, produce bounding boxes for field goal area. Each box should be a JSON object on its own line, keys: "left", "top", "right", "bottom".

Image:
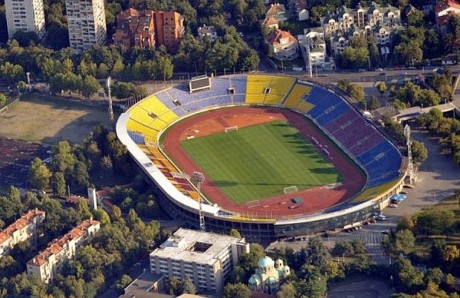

{"left": 225, "top": 126, "right": 239, "bottom": 133}
{"left": 283, "top": 186, "right": 298, "bottom": 194}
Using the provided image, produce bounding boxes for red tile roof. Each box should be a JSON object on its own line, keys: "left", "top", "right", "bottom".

{"left": 0, "top": 209, "right": 45, "bottom": 245}
{"left": 265, "top": 29, "right": 297, "bottom": 46}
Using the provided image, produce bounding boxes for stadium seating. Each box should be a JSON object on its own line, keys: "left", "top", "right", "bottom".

{"left": 263, "top": 76, "right": 295, "bottom": 105}
{"left": 229, "top": 76, "right": 247, "bottom": 103}
{"left": 283, "top": 83, "right": 312, "bottom": 110}
{"left": 246, "top": 75, "right": 272, "bottom": 104}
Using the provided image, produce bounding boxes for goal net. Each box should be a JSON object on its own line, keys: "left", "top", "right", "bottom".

{"left": 225, "top": 126, "right": 239, "bottom": 133}
{"left": 283, "top": 186, "right": 298, "bottom": 194}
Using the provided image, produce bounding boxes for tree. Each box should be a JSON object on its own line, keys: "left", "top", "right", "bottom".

{"left": 411, "top": 141, "right": 428, "bottom": 162}
{"left": 182, "top": 275, "right": 196, "bottom": 294}
{"left": 347, "top": 84, "right": 365, "bottom": 102}
{"left": 51, "top": 172, "right": 66, "bottom": 196}
{"left": 81, "top": 75, "right": 100, "bottom": 99}
{"left": 223, "top": 283, "right": 251, "bottom": 298}
{"left": 277, "top": 282, "right": 297, "bottom": 298}
{"left": 332, "top": 240, "right": 354, "bottom": 257}
{"left": 394, "top": 257, "right": 425, "bottom": 292}
{"left": 424, "top": 267, "right": 444, "bottom": 285}
{"left": 29, "top": 157, "right": 51, "bottom": 190}
{"left": 369, "top": 95, "right": 381, "bottom": 110}
{"left": 0, "top": 93, "right": 6, "bottom": 107}
{"left": 377, "top": 82, "right": 387, "bottom": 97}
{"left": 115, "top": 274, "right": 132, "bottom": 293}
{"left": 414, "top": 208, "right": 455, "bottom": 235}
{"left": 407, "top": 8, "right": 425, "bottom": 27}
{"left": 156, "top": 56, "right": 174, "bottom": 81}
{"left": 229, "top": 228, "right": 242, "bottom": 238}
{"left": 395, "top": 229, "right": 415, "bottom": 254}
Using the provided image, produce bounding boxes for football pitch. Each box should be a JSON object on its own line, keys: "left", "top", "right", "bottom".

{"left": 181, "top": 120, "right": 342, "bottom": 204}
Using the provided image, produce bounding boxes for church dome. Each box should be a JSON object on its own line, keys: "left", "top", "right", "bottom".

{"left": 258, "top": 256, "right": 275, "bottom": 268}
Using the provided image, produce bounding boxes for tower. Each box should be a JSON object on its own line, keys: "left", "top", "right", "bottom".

{"left": 87, "top": 187, "right": 98, "bottom": 210}
{"left": 5, "top": 0, "right": 46, "bottom": 39}
{"left": 404, "top": 124, "right": 415, "bottom": 186}
{"left": 191, "top": 171, "right": 206, "bottom": 231}
{"left": 65, "top": 0, "right": 107, "bottom": 53}
{"left": 107, "top": 77, "right": 114, "bottom": 122}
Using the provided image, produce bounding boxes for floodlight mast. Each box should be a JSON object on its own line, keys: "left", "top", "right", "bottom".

{"left": 191, "top": 171, "right": 206, "bottom": 231}
{"left": 404, "top": 124, "right": 415, "bottom": 186}
{"left": 107, "top": 76, "right": 114, "bottom": 122}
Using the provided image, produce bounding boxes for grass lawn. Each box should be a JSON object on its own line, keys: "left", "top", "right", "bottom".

{"left": 0, "top": 94, "right": 116, "bottom": 144}
{"left": 181, "top": 120, "right": 341, "bottom": 203}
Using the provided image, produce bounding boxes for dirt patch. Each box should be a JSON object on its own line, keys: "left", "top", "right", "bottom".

{"left": 162, "top": 106, "right": 366, "bottom": 218}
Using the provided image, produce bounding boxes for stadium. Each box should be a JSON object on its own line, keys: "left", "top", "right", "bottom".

{"left": 116, "top": 74, "right": 407, "bottom": 243}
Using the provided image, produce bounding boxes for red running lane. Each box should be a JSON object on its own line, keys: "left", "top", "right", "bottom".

{"left": 163, "top": 107, "right": 366, "bottom": 218}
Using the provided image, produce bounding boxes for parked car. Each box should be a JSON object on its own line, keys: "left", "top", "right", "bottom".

{"left": 389, "top": 203, "right": 398, "bottom": 208}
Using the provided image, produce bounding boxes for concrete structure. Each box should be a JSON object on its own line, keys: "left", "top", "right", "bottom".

{"left": 150, "top": 228, "right": 249, "bottom": 295}
{"left": 435, "top": 0, "right": 460, "bottom": 28}
{"left": 27, "top": 219, "right": 100, "bottom": 283}
{"left": 5, "top": 0, "right": 46, "bottom": 39}
{"left": 65, "top": 0, "right": 107, "bottom": 53}
{"left": 248, "top": 256, "right": 290, "bottom": 294}
{"left": 298, "top": 28, "right": 327, "bottom": 68}
{"left": 197, "top": 25, "right": 217, "bottom": 42}
{"left": 0, "top": 209, "right": 45, "bottom": 257}
{"left": 265, "top": 29, "right": 299, "bottom": 61}
{"left": 88, "top": 187, "right": 97, "bottom": 210}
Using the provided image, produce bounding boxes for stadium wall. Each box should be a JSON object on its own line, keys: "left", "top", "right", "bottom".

{"left": 116, "top": 77, "right": 407, "bottom": 243}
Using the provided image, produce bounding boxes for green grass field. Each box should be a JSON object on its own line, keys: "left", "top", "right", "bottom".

{"left": 181, "top": 120, "right": 341, "bottom": 203}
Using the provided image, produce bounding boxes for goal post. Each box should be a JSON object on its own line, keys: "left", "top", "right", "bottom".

{"left": 225, "top": 126, "right": 239, "bottom": 133}
{"left": 283, "top": 186, "right": 298, "bottom": 194}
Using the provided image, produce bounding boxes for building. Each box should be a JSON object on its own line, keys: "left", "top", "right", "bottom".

{"left": 248, "top": 256, "right": 290, "bottom": 294}
{"left": 150, "top": 228, "right": 250, "bottom": 295}
{"left": 289, "top": 0, "right": 309, "bottom": 21}
{"left": 65, "top": 0, "right": 107, "bottom": 53}
{"left": 266, "top": 3, "right": 288, "bottom": 22}
{"left": 0, "top": 209, "right": 45, "bottom": 257}
{"left": 113, "top": 9, "right": 184, "bottom": 52}
{"left": 261, "top": 17, "right": 280, "bottom": 31}
{"left": 298, "top": 28, "right": 327, "bottom": 68}
{"left": 435, "top": 0, "right": 460, "bottom": 28}
{"left": 265, "top": 29, "right": 299, "bottom": 61}
{"left": 5, "top": 0, "right": 46, "bottom": 39}
{"left": 27, "top": 219, "right": 100, "bottom": 283}
{"left": 322, "top": 2, "right": 401, "bottom": 59}
{"left": 198, "top": 25, "right": 218, "bottom": 42}
{"left": 152, "top": 11, "right": 184, "bottom": 52}
{"left": 113, "top": 8, "right": 155, "bottom": 50}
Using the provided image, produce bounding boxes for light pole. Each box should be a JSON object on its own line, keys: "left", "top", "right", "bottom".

{"left": 191, "top": 171, "right": 206, "bottom": 231}
{"left": 26, "top": 72, "right": 31, "bottom": 92}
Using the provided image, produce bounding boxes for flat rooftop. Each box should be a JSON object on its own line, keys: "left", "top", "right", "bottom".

{"left": 150, "top": 228, "right": 243, "bottom": 265}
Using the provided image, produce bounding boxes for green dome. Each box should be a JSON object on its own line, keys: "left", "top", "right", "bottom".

{"left": 258, "top": 256, "right": 275, "bottom": 268}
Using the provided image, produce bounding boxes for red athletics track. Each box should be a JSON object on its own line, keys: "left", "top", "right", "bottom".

{"left": 163, "top": 106, "right": 366, "bottom": 218}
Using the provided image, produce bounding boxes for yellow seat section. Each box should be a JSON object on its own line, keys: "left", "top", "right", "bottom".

{"left": 159, "top": 110, "right": 179, "bottom": 124}
{"left": 245, "top": 74, "right": 272, "bottom": 104}
{"left": 127, "top": 119, "right": 158, "bottom": 141}
{"left": 296, "top": 101, "right": 314, "bottom": 113}
{"left": 138, "top": 95, "right": 176, "bottom": 119}
{"left": 150, "top": 119, "right": 168, "bottom": 132}
{"left": 264, "top": 94, "right": 284, "bottom": 105}
{"left": 283, "top": 84, "right": 312, "bottom": 109}
{"left": 267, "top": 76, "right": 295, "bottom": 96}
{"left": 129, "top": 106, "right": 155, "bottom": 126}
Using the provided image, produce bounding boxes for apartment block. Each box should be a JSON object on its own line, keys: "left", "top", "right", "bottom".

{"left": 0, "top": 209, "right": 46, "bottom": 257}
{"left": 114, "top": 8, "right": 184, "bottom": 52}
{"left": 27, "top": 219, "right": 100, "bottom": 283}
{"left": 150, "top": 228, "right": 249, "bottom": 295}
{"left": 65, "top": 0, "right": 107, "bottom": 53}
{"left": 5, "top": 0, "right": 46, "bottom": 39}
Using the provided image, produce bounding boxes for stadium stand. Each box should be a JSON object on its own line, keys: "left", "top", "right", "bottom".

{"left": 245, "top": 75, "right": 272, "bottom": 104}
{"left": 283, "top": 83, "right": 312, "bottom": 109}
{"left": 229, "top": 76, "right": 247, "bottom": 103}
{"left": 263, "top": 76, "right": 295, "bottom": 105}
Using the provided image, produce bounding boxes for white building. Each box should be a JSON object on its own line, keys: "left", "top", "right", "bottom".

{"left": 265, "top": 29, "right": 299, "bottom": 61}
{"left": 197, "top": 25, "right": 218, "bottom": 42}
{"left": 298, "top": 29, "right": 327, "bottom": 67}
{"left": 27, "top": 219, "right": 100, "bottom": 283}
{"left": 248, "top": 256, "right": 290, "bottom": 295}
{"left": 150, "top": 228, "right": 249, "bottom": 295}
{"left": 5, "top": 0, "right": 46, "bottom": 39}
{"left": 0, "top": 209, "right": 45, "bottom": 257}
{"left": 65, "top": 0, "right": 107, "bottom": 53}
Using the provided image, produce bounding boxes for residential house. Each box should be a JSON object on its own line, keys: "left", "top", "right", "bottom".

{"left": 265, "top": 29, "right": 299, "bottom": 60}
{"left": 198, "top": 25, "right": 218, "bottom": 41}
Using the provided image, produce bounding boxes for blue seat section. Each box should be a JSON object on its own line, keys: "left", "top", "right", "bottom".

{"left": 156, "top": 90, "right": 178, "bottom": 110}
{"left": 303, "top": 86, "right": 402, "bottom": 187}
{"left": 128, "top": 131, "right": 145, "bottom": 145}
{"left": 315, "top": 102, "right": 349, "bottom": 126}
{"left": 233, "top": 94, "right": 246, "bottom": 103}
{"left": 230, "top": 75, "right": 247, "bottom": 102}
{"left": 168, "top": 77, "right": 231, "bottom": 104}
